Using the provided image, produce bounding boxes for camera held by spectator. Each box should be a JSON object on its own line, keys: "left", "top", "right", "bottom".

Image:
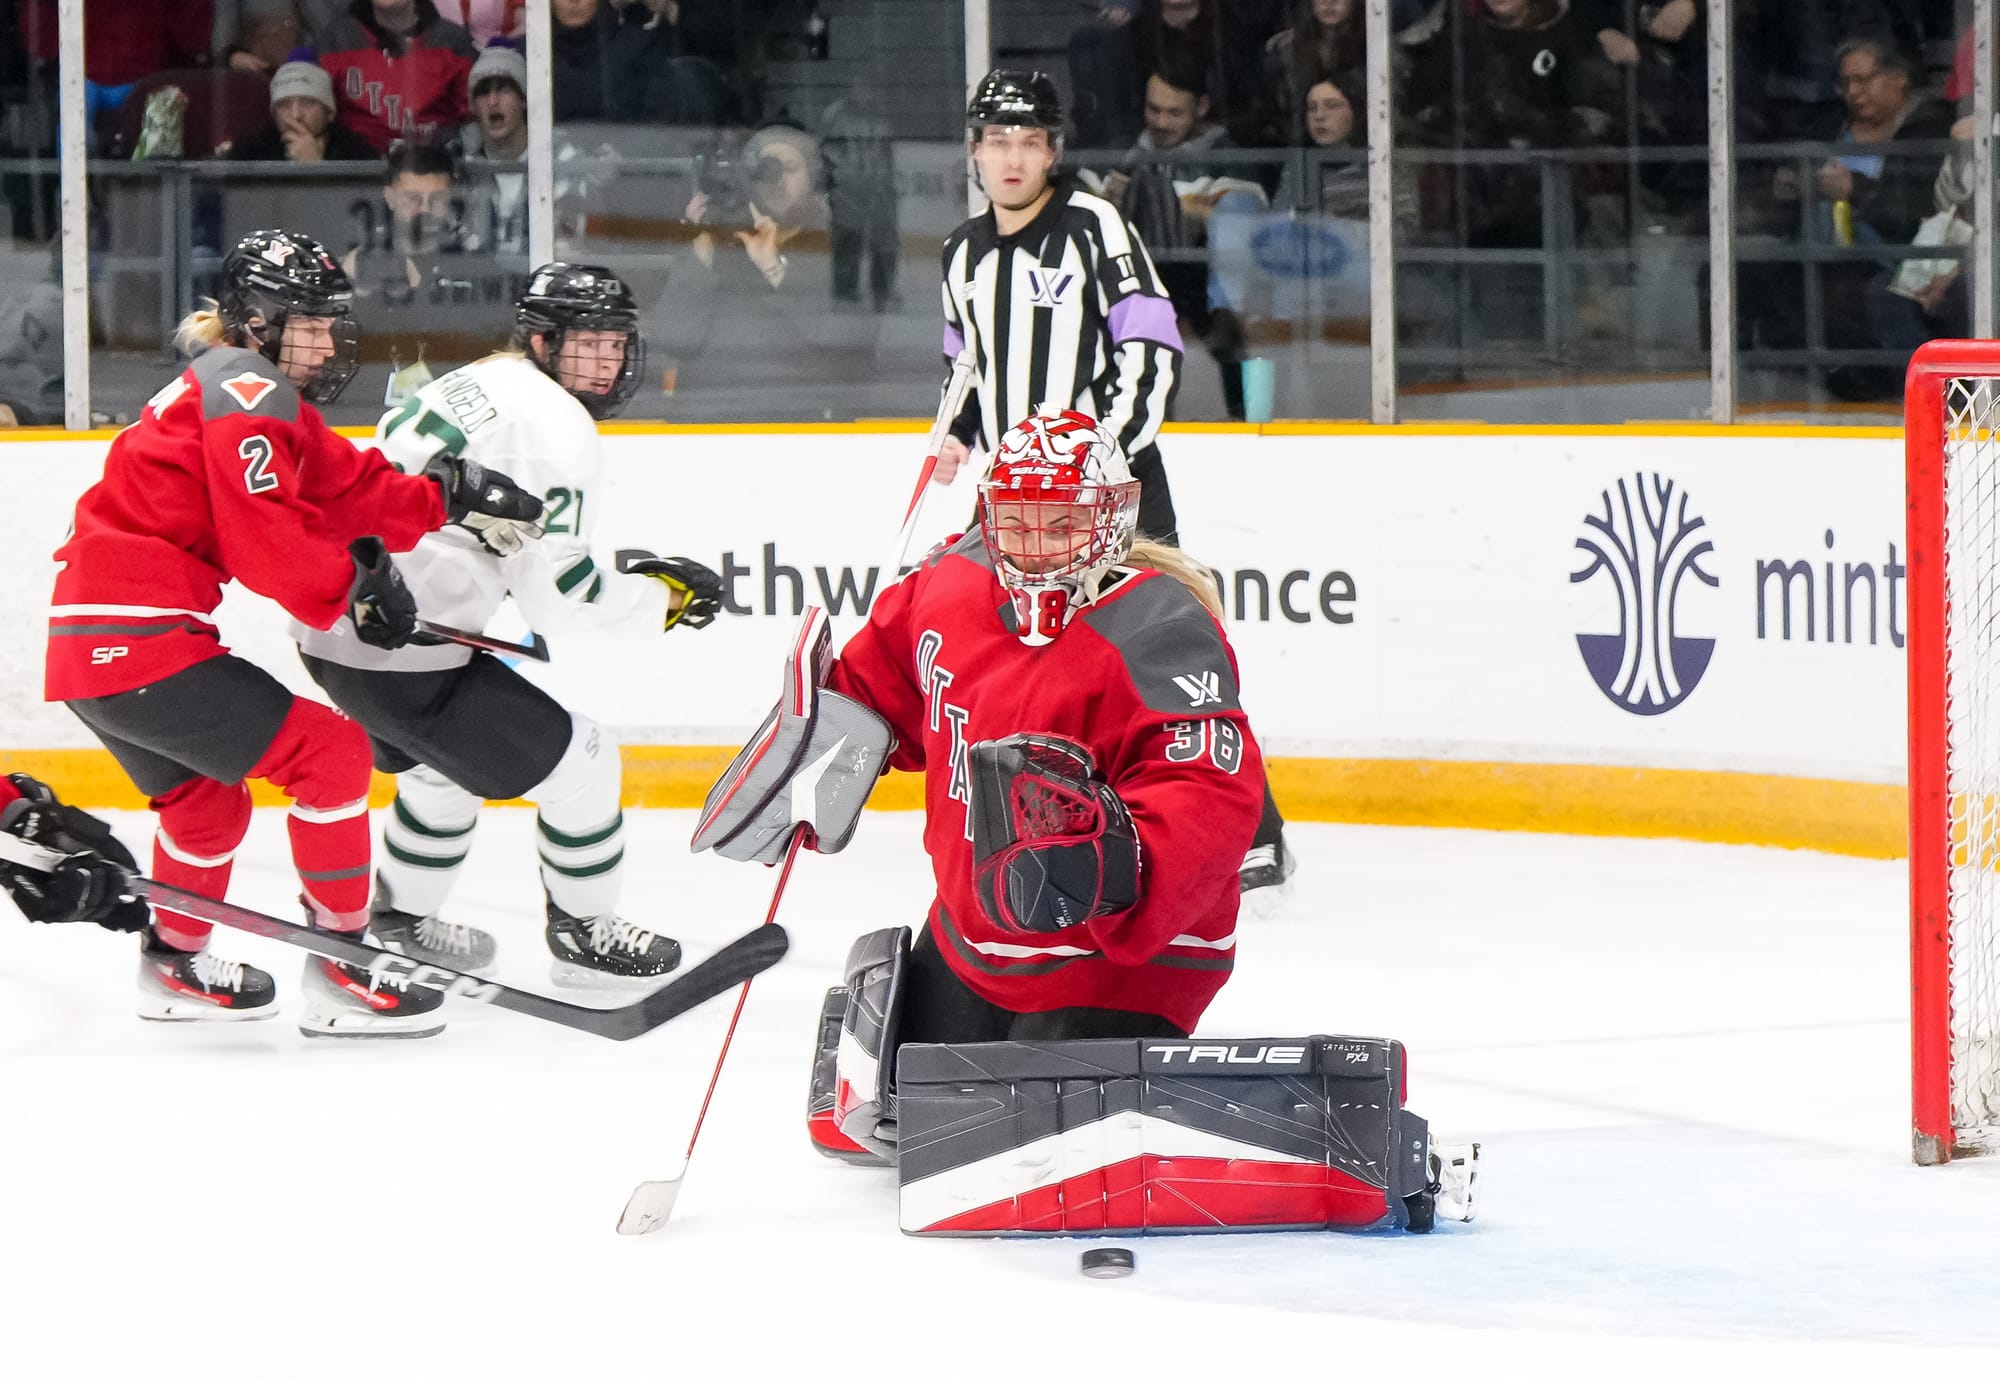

{"left": 681, "top": 126, "right": 824, "bottom": 285}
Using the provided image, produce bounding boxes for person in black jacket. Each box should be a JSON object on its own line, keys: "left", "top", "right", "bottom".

{"left": 229, "top": 58, "right": 378, "bottom": 162}
{"left": 551, "top": 0, "right": 728, "bottom": 125}
{"left": 1765, "top": 33, "right": 1953, "bottom": 400}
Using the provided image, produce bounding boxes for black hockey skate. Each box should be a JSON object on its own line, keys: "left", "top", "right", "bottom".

{"left": 370, "top": 890, "right": 498, "bottom": 975}
{"left": 1238, "top": 835, "right": 1297, "bottom": 916}
{"left": 296, "top": 902, "right": 447, "bottom": 1039}
{"left": 545, "top": 901, "right": 682, "bottom": 988}
{"left": 136, "top": 929, "right": 278, "bottom": 1022}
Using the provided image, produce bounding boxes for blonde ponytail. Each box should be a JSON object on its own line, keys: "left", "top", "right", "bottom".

{"left": 1128, "top": 538, "right": 1225, "bottom": 621}
{"left": 172, "top": 303, "right": 229, "bottom": 359}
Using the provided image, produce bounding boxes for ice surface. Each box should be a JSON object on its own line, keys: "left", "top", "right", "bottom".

{"left": 5, "top": 810, "right": 1998, "bottom": 1378}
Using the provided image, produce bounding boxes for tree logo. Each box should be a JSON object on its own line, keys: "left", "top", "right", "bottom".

{"left": 1571, "top": 474, "right": 1719, "bottom": 716}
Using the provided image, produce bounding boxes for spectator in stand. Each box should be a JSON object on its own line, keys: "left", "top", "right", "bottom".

{"left": 1068, "top": 0, "right": 1289, "bottom": 150}
{"left": 230, "top": 56, "right": 378, "bottom": 161}
{"left": 216, "top": 1, "right": 344, "bottom": 66}
{"left": 645, "top": 123, "right": 884, "bottom": 407}
{"left": 1093, "top": 64, "right": 1266, "bottom": 419}
{"left": 1275, "top": 75, "right": 1368, "bottom": 217}
{"left": 1264, "top": 0, "right": 1363, "bottom": 144}
{"left": 314, "top": 0, "right": 478, "bottom": 151}
{"left": 217, "top": 1, "right": 308, "bottom": 76}
{"left": 0, "top": 245, "right": 61, "bottom": 427}
{"left": 551, "top": 0, "right": 729, "bottom": 125}
{"left": 341, "top": 140, "right": 518, "bottom": 400}
{"left": 1761, "top": 34, "right": 1952, "bottom": 400}
{"left": 457, "top": 42, "right": 529, "bottom": 255}
{"left": 1403, "top": 0, "right": 1621, "bottom": 247}
{"left": 1735, "top": 0, "right": 1918, "bottom": 141}
{"left": 822, "top": 91, "right": 903, "bottom": 313}
{"left": 19, "top": 1, "right": 214, "bottom": 148}
{"left": 450, "top": 0, "right": 525, "bottom": 44}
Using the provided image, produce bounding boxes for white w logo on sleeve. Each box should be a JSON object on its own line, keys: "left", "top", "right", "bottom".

{"left": 1172, "top": 671, "right": 1222, "bottom": 707}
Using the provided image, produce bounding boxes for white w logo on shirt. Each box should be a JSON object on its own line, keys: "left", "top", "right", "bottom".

{"left": 1025, "top": 268, "right": 1077, "bottom": 307}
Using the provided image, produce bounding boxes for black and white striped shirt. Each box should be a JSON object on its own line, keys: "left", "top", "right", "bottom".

{"left": 941, "top": 181, "right": 1182, "bottom": 460}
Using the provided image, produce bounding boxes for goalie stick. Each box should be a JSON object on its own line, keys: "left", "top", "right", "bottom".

{"left": 0, "top": 830, "right": 789, "bottom": 1042}
{"left": 617, "top": 607, "right": 830, "bottom": 1234}
{"left": 616, "top": 828, "right": 806, "bottom": 1234}
{"left": 888, "top": 350, "right": 976, "bottom": 576}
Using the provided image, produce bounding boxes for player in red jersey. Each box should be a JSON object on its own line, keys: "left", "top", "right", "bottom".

{"left": 45, "top": 228, "right": 543, "bottom": 1038}
{"left": 692, "top": 410, "right": 1264, "bottom": 1160}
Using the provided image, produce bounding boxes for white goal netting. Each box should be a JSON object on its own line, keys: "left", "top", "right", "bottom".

{"left": 1941, "top": 377, "right": 2000, "bottom": 1150}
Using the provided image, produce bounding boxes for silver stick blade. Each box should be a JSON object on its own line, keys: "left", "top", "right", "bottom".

{"left": 615, "top": 1167, "right": 686, "bottom": 1235}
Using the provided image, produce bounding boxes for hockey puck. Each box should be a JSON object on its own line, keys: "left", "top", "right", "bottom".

{"left": 1079, "top": 1247, "right": 1135, "bottom": 1279}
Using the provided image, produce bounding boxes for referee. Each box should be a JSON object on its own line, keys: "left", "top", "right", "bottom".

{"left": 930, "top": 68, "right": 1295, "bottom": 903}
{"left": 931, "top": 70, "right": 1182, "bottom": 542}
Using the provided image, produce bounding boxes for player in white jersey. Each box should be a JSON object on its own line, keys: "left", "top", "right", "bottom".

{"left": 293, "top": 263, "right": 723, "bottom": 988}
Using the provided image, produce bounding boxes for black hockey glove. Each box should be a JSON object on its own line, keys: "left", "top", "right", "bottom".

{"left": 618, "top": 552, "right": 724, "bottom": 630}
{"left": 0, "top": 774, "right": 149, "bottom": 932}
{"left": 423, "top": 453, "right": 545, "bottom": 555}
{"left": 968, "top": 734, "right": 1141, "bottom": 935}
{"left": 347, "top": 536, "right": 420, "bottom": 649}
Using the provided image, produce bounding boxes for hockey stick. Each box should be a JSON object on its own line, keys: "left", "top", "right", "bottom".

{"left": 138, "top": 879, "right": 788, "bottom": 1041}
{"left": 616, "top": 827, "right": 807, "bottom": 1234}
{"left": 616, "top": 607, "right": 831, "bottom": 1232}
{"left": 888, "top": 350, "right": 976, "bottom": 576}
{"left": 414, "top": 619, "right": 551, "bottom": 663}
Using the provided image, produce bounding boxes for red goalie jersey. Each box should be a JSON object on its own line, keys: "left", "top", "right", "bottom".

{"left": 825, "top": 533, "right": 1264, "bottom": 1033}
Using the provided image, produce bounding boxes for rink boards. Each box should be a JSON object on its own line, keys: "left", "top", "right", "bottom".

{"left": 0, "top": 422, "right": 1908, "bottom": 856}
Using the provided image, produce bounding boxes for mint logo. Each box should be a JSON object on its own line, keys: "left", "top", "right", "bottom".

{"left": 1572, "top": 474, "right": 1718, "bottom": 716}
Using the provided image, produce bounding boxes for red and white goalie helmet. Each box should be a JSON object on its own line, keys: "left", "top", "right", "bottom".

{"left": 978, "top": 410, "right": 1141, "bottom": 646}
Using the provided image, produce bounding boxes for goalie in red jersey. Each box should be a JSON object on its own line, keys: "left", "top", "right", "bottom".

{"left": 44, "top": 228, "right": 543, "bottom": 1038}
{"left": 693, "top": 411, "right": 1263, "bottom": 1123}
{"left": 695, "top": 410, "right": 1480, "bottom": 1237}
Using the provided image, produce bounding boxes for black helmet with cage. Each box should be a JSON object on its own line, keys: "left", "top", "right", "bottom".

{"left": 966, "top": 69, "right": 1064, "bottom": 142}
{"left": 218, "top": 228, "right": 361, "bottom": 404}
{"left": 511, "top": 262, "right": 646, "bottom": 419}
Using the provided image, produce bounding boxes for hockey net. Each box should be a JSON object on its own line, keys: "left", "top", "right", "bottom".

{"left": 1908, "top": 341, "right": 2000, "bottom": 1163}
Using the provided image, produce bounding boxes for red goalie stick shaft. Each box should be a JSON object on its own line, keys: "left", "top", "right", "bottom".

{"left": 615, "top": 829, "right": 807, "bottom": 1234}
{"left": 889, "top": 350, "right": 976, "bottom": 575}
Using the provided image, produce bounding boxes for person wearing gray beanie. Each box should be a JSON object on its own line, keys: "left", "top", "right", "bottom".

{"left": 228, "top": 56, "right": 377, "bottom": 161}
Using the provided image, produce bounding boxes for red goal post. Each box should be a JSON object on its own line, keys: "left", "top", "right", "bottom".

{"left": 1907, "top": 339, "right": 2000, "bottom": 1165}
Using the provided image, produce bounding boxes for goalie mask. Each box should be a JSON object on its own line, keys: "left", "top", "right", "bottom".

{"left": 218, "top": 228, "right": 361, "bottom": 405}
{"left": 513, "top": 262, "right": 646, "bottom": 419}
{"left": 978, "top": 411, "right": 1140, "bottom": 647}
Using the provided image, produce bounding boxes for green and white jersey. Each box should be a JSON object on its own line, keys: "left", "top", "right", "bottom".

{"left": 293, "top": 353, "right": 670, "bottom": 671}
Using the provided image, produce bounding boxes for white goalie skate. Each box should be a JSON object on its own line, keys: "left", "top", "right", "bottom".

{"left": 1430, "top": 1141, "right": 1481, "bottom": 1223}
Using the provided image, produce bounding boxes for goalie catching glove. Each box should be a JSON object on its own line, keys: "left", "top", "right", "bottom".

{"left": 968, "top": 733, "right": 1140, "bottom": 934}
{"left": 423, "top": 453, "right": 545, "bottom": 555}
{"left": 691, "top": 606, "right": 892, "bottom": 862}
{"left": 0, "top": 775, "right": 149, "bottom": 932}
{"left": 616, "top": 550, "right": 724, "bottom": 630}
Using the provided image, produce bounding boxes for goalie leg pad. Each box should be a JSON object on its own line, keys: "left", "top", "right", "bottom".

{"left": 831, "top": 925, "right": 911, "bottom": 1162}
{"left": 806, "top": 985, "right": 883, "bottom": 1163}
{"left": 894, "top": 1035, "right": 1439, "bottom": 1236}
